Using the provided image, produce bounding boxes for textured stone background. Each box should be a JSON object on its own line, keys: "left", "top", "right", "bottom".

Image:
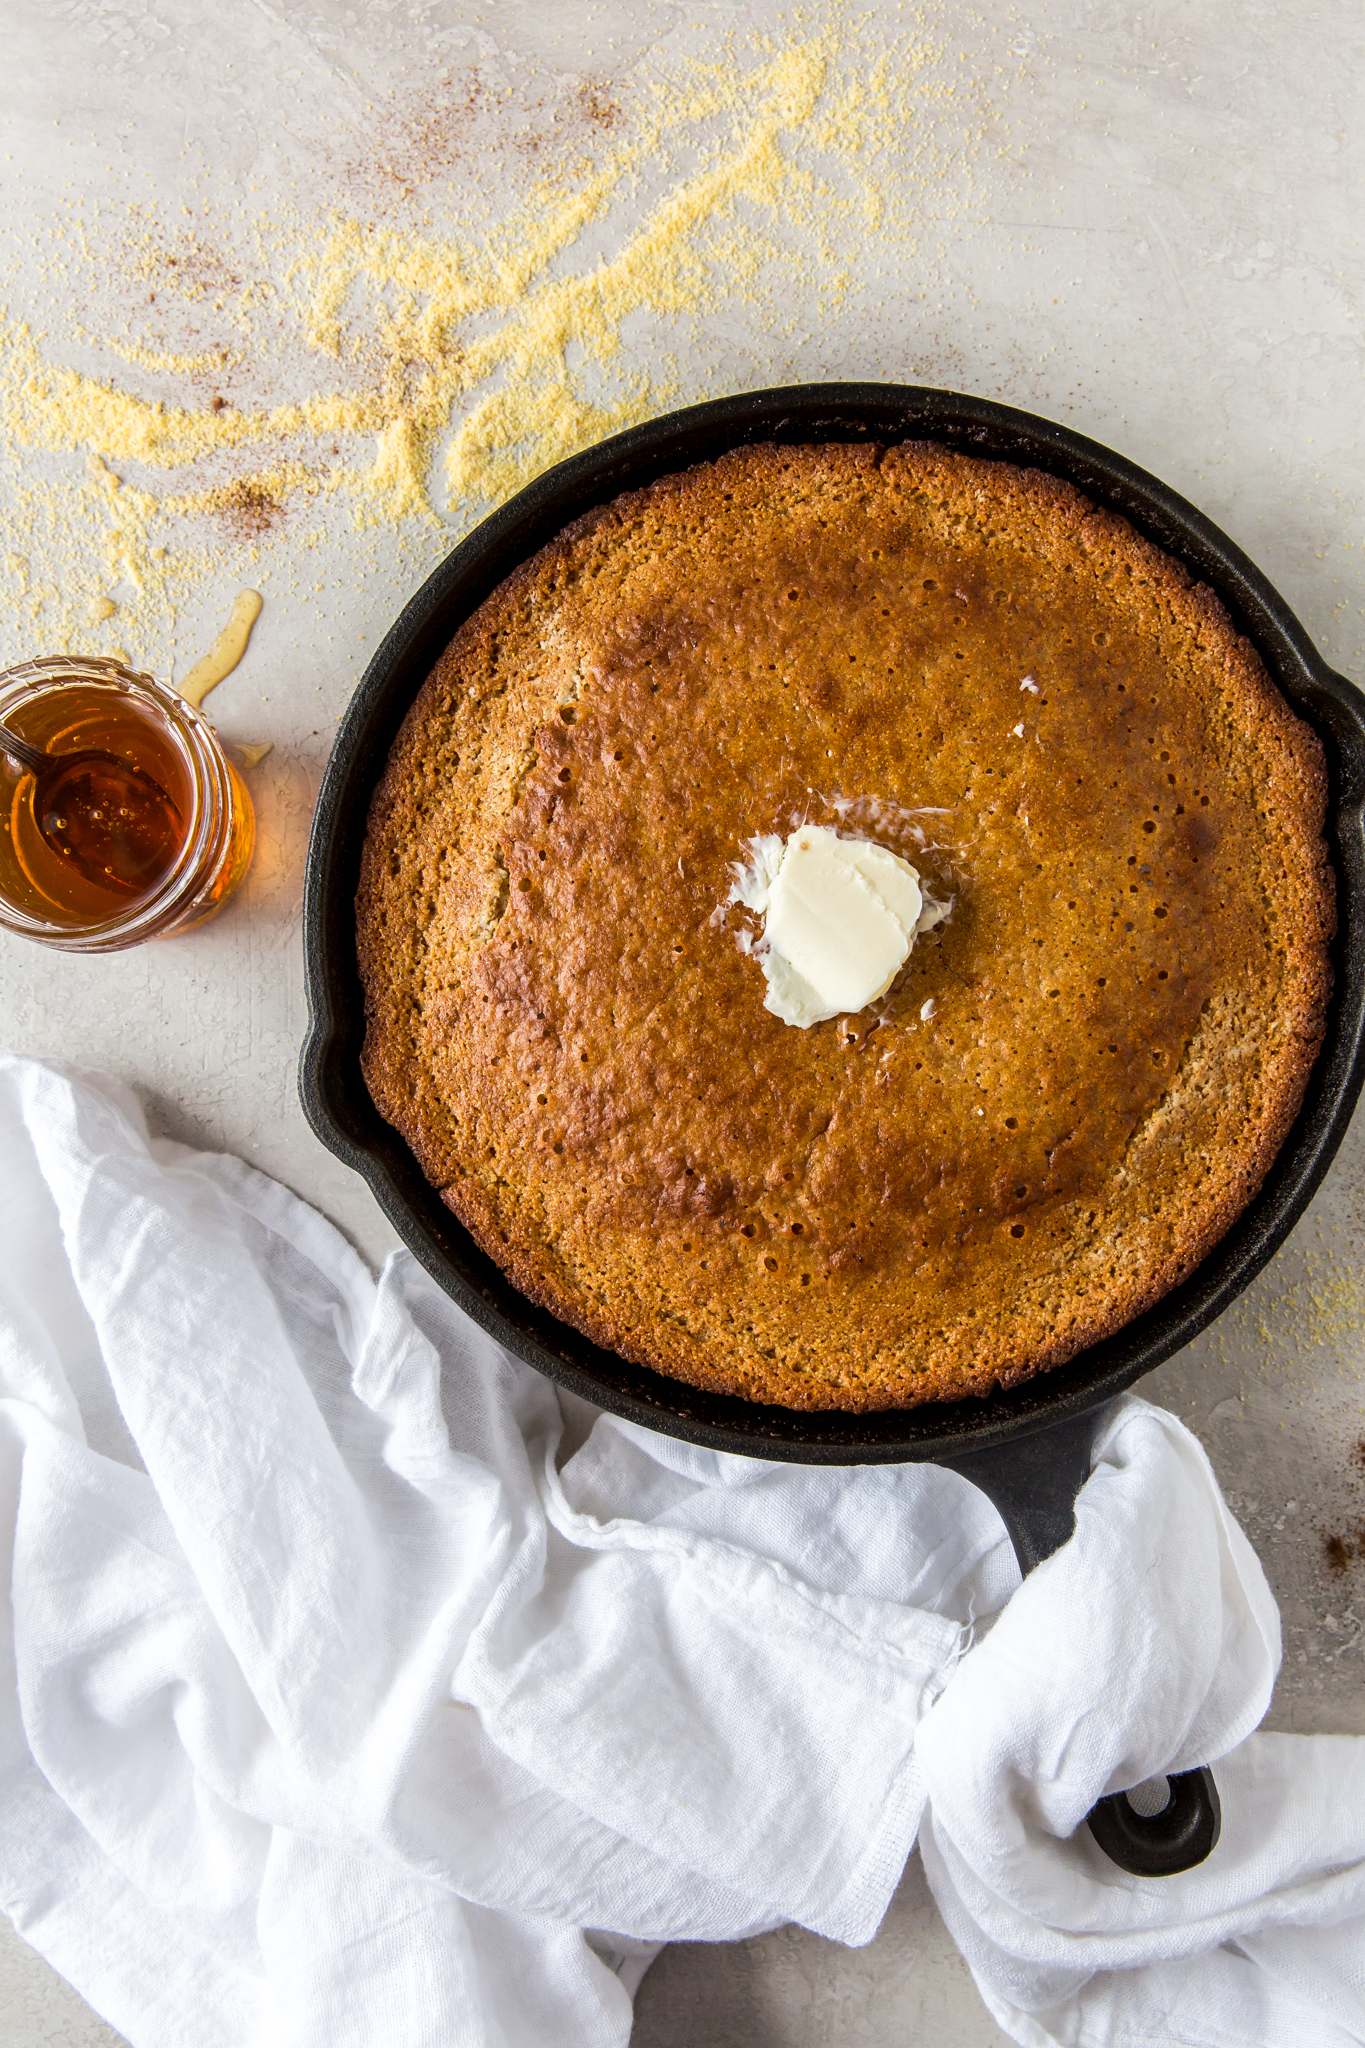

{"left": 1, "top": 2, "right": 1362, "bottom": 2042}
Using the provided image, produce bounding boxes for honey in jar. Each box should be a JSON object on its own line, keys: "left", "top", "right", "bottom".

{"left": 0, "top": 657, "right": 255, "bottom": 952}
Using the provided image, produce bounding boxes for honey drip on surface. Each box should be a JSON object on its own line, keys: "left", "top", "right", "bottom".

{"left": 179, "top": 589, "right": 263, "bottom": 709}
{"left": 1, "top": 686, "right": 193, "bottom": 926}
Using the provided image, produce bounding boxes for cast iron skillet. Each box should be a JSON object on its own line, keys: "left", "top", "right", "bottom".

{"left": 301, "top": 384, "right": 1365, "bottom": 1879}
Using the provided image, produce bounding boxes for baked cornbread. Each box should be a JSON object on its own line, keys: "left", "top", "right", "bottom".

{"left": 356, "top": 443, "right": 1334, "bottom": 1410}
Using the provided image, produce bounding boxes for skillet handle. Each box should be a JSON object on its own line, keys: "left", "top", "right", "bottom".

{"left": 940, "top": 1408, "right": 1222, "bottom": 1878}
{"left": 1086, "top": 1766, "right": 1222, "bottom": 1874}
{"left": 940, "top": 1407, "right": 1099, "bottom": 1574}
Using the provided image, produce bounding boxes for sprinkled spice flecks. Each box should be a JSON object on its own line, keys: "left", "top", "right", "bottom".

{"left": 0, "top": 15, "right": 988, "bottom": 676}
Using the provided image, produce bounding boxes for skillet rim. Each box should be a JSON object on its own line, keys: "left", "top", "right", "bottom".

{"left": 299, "top": 381, "right": 1365, "bottom": 1463}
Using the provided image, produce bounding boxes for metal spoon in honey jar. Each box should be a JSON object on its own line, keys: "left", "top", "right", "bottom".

{"left": 0, "top": 719, "right": 185, "bottom": 896}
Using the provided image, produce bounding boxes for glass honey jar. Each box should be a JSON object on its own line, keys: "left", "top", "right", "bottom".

{"left": 0, "top": 656, "right": 255, "bottom": 952}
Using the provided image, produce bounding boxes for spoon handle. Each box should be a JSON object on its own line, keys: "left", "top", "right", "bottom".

{"left": 0, "top": 720, "right": 48, "bottom": 776}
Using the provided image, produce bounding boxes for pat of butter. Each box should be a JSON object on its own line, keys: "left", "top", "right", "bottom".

{"left": 732, "top": 825, "right": 947, "bottom": 1027}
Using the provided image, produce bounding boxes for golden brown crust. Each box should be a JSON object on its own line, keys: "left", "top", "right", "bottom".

{"left": 356, "top": 442, "right": 1334, "bottom": 1410}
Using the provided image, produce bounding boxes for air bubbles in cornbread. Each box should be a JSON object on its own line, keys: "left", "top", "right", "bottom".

{"left": 356, "top": 443, "right": 1333, "bottom": 1410}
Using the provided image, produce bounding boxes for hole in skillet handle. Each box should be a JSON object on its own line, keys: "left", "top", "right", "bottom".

{"left": 1086, "top": 1767, "right": 1222, "bottom": 1877}
{"left": 945, "top": 1410, "right": 1223, "bottom": 1877}
{"left": 300, "top": 385, "right": 1356, "bottom": 1876}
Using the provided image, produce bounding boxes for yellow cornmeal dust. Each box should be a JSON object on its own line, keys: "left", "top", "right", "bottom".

{"left": 1228, "top": 1235, "right": 1365, "bottom": 1370}
{"left": 0, "top": 16, "right": 987, "bottom": 675}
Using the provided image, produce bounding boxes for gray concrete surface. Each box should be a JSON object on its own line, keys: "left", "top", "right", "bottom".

{"left": 1, "top": 2, "right": 1362, "bottom": 2042}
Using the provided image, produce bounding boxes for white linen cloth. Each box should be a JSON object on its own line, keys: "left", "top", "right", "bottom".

{"left": 0, "top": 1054, "right": 1361, "bottom": 2048}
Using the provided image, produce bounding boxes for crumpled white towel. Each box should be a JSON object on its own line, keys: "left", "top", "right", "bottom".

{"left": 0, "top": 1055, "right": 1362, "bottom": 2048}
{"left": 0, "top": 1055, "right": 1009, "bottom": 2048}
{"left": 916, "top": 1406, "right": 1365, "bottom": 2046}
